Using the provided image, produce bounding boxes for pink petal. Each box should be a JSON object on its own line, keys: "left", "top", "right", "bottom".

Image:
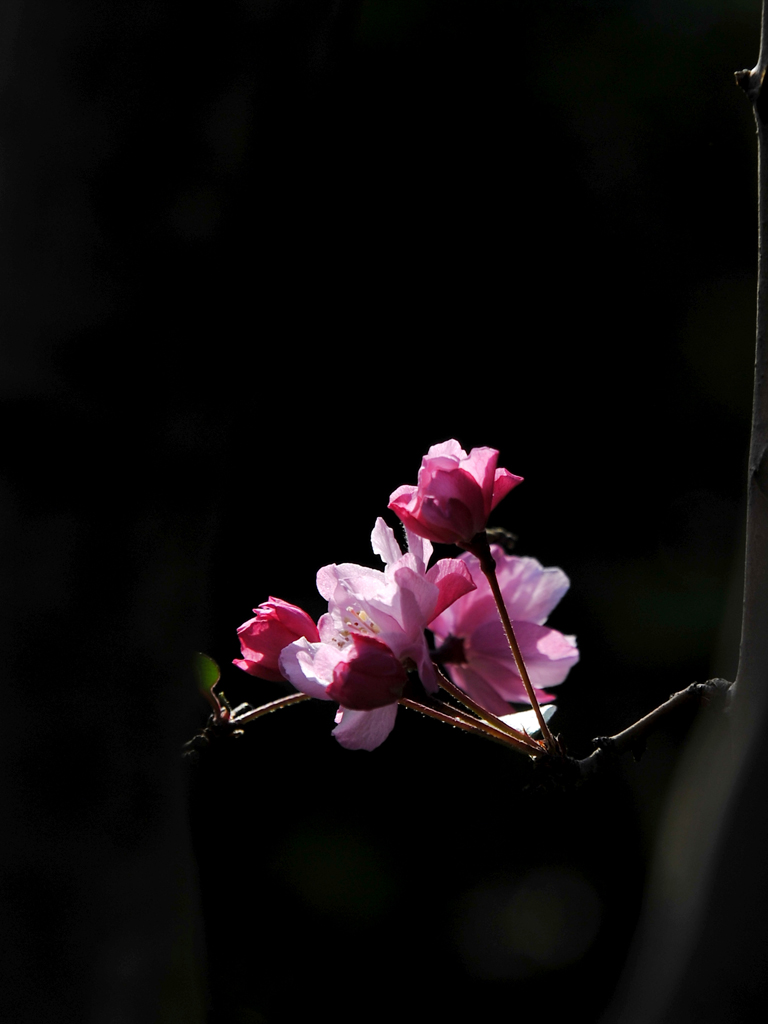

{"left": 413, "top": 647, "right": 439, "bottom": 692}
{"left": 389, "top": 563, "right": 441, "bottom": 629}
{"left": 371, "top": 517, "right": 403, "bottom": 567}
{"left": 491, "top": 467, "right": 524, "bottom": 510}
{"left": 234, "top": 597, "right": 319, "bottom": 681}
{"left": 462, "top": 653, "right": 558, "bottom": 704}
{"left": 426, "top": 466, "right": 486, "bottom": 531}
{"left": 326, "top": 635, "right": 407, "bottom": 711}
{"left": 265, "top": 596, "right": 321, "bottom": 642}
{"left": 332, "top": 704, "right": 399, "bottom": 750}
{"left": 425, "top": 439, "right": 466, "bottom": 461}
{"left": 461, "top": 446, "right": 500, "bottom": 513}
{"left": 317, "top": 562, "right": 387, "bottom": 602}
{"left": 428, "top": 553, "right": 494, "bottom": 639}
{"left": 317, "top": 612, "right": 337, "bottom": 643}
{"left": 387, "top": 485, "right": 421, "bottom": 532}
{"left": 404, "top": 528, "right": 433, "bottom": 572}
{"left": 278, "top": 638, "right": 337, "bottom": 701}
{"left": 441, "top": 663, "right": 515, "bottom": 718}
{"left": 426, "top": 557, "right": 476, "bottom": 621}
{"left": 493, "top": 553, "right": 570, "bottom": 624}
{"left": 470, "top": 618, "right": 572, "bottom": 663}
{"left": 232, "top": 657, "right": 278, "bottom": 679}
{"left": 429, "top": 550, "right": 571, "bottom": 640}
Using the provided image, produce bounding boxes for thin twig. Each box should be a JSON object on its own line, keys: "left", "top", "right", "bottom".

{"left": 182, "top": 691, "right": 311, "bottom": 756}
{"left": 575, "top": 678, "right": 731, "bottom": 780}
{"left": 398, "top": 696, "right": 545, "bottom": 756}
{"left": 230, "top": 691, "right": 311, "bottom": 724}
{"left": 433, "top": 663, "right": 543, "bottom": 752}
{"left": 467, "top": 534, "right": 556, "bottom": 750}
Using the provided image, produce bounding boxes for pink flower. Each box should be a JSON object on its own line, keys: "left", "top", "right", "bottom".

{"left": 388, "top": 439, "right": 523, "bottom": 547}
{"left": 326, "top": 634, "right": 408, "bottom": 710}
{"left": 278, "top": 518, "right": 476, "bottom": 749}
{"left": 234, "top": 597, "right": 320, "bottom": 682}
{"left": 429, "top": 547, "right": 579, "bottom": 717}
{"left": 279, "top": 633, "right": 407, "bottom": 711}
{"left": 277, "top": 636, "right": 401, "bottom": 750}
{"left": 316, "top": 517, "right": 475, "bottom": 692}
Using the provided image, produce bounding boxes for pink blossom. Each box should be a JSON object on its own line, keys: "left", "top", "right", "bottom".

{"left": 277, "top": 636, "right": 401, "bottom": 750}
{"left": 388, "top": 439, "right": 523, "bottom": 547}
{"left": 316, "top": 518, "right": 475, "bottom": 692}
{"left": 278, "top": 518, "right": 475, "bottom": 749}
{"left": 326, "top": 634, "right": 408, "bottom": 710}
{"left": 233, "top": 597, "right": 319, "bottom": 682}
{"left": 429, "top": 547, "right": 579, "bottom": 717}
{"left": 278, "top": 633, "right": 407, "bottom": 711}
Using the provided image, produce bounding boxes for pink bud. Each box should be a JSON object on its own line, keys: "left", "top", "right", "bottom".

{"left": 326, "top": 634, "right": 408, "bottom": 711}
{"left": 234, "top": 596, "right": 320, "bottom": 682}
{"left": 388, "top": 440, "right": 522, "bottom": 547}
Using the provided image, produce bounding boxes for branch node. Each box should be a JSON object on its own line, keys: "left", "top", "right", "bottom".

{"left": 526, "top": 750, "right": 582, "bottom": 792}
{"left": 735, "top": 68, "right": 754, "bottom": 93}
{"left": 735, "top": 65, "right": 766, "bottom": 100}
{"left": 591, "top": 735, "right": 618, "bottom": 754}
{"left": 696, "top": 677, "right": 733, "bottom": 712}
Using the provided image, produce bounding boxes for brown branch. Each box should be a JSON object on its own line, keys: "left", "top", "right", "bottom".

{"left": 573, "top": 678, "right": 732, "bottom": 781}
{"left": 182, "top": 692, "right": 311, "bottom": 756}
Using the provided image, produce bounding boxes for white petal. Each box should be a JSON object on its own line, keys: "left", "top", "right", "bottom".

{"left": 499, "top": 704, "right": 556, "bottom": 737}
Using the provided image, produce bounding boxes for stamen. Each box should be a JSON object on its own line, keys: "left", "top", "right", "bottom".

{"left": 343, "top": 606, "right": 382, "bottom": 635}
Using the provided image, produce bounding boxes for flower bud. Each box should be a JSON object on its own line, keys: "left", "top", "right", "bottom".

{"left": 388, "top": 439, "right": 522, "bottom": 547}
{"left": 234, "top": 597, "right": 319, "bottom": 682}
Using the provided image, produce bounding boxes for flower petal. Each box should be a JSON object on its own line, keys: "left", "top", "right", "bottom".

{"left": 491, "top": 467, "right": 524, "bottom": 510}
{"left": 371, "top": 517, "right": 403, "bottom": 567}
{"left": 332, "top": 704, "right": 399, "bottom": 750}
{"left": 499, "top": 704, "right": 556, "bottom": 737}
{"left": 278, "top": 638, "right": 337, "bottom": 701}
{"left": 426, "top": 557, "right": 476, "bottom": 621}
{"left": 493, "top": 554, "right": 570, "bottom": 625}
{"left": 326, "top": 634, "right": 407, "bottom": 711}
{"left": 234, "top": 597, "right": 319, "bottom": 681}
{"left": 441, "top": 663, "right": 516, "bottom": 717}
{"left": 405, "top": 528, "right": 433, "bottom": 573}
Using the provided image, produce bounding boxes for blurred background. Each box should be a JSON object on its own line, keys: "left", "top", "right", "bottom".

{"left": 0, "top": 0, "right": 762, "bottom": 1021}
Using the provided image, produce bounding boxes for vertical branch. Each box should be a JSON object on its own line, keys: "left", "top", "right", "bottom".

{"left": 735, "top": 0, "right": 768, "bottom": 719}
{"left": 596, "top": 16, "right": 768, "bottom": 1023}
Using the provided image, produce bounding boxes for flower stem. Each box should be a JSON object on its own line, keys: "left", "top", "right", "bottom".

{"left": 183, "top": 691, "right": 313, "bottom": 757}
{"left": 469, "top": 533, "right": 557, "bottom": 751}
{"left": 229, "top": 691, "right": 311, "bottom": 724}
{"left": 398, "top": 696, "right": 544, "bottom": 756}
{"left": 433, "top": 663, "right": 543, "bottom": 752}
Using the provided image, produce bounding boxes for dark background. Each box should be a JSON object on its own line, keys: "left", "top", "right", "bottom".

{"left": 0, "top": 1, "right": 761, "bottom": 1021}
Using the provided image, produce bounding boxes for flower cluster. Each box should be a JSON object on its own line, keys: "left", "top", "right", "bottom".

{"left": 233, "top": 441, "right": 578, "bottom": 750}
